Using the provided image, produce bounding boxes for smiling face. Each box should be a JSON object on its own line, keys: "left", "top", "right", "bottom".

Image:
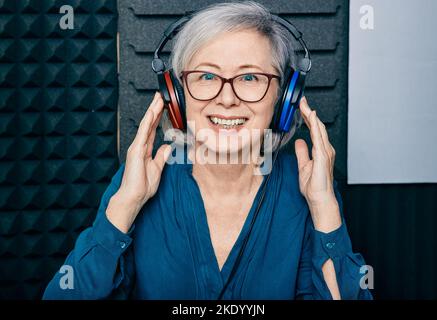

{"left": 183, "top": 29, "right": 280, "bottom": 157}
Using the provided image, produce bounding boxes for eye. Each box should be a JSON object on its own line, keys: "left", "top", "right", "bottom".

{"left": 241, "top": 74, "right": 258, "bottom": 81}
{"left": 200, "top": 72, "right": 216, "bottom": 81}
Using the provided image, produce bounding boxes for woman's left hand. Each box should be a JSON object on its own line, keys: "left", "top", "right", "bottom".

{"left": 295, "top": 96, "right": 342, "bottom": 233}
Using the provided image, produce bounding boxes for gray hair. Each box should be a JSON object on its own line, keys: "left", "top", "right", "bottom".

{"left": 162, "top": 1, "right": 303, "bottom": 152}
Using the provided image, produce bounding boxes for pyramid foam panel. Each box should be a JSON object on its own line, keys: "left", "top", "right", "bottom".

{"left": 0, "top": 0, "right": 119, "bottom": 299}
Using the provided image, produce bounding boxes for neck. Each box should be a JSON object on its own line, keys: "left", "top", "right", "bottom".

{"left": 190, "top": 150, "right": 262, "bottom": 198}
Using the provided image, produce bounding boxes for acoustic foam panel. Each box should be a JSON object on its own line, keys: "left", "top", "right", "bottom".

{"left": 0, "top": 0, "right": 119, "bottom": 299}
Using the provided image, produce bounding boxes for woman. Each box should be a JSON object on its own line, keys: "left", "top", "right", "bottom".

{"left": 43, "top": 2, "right": 372, "bottom": 300}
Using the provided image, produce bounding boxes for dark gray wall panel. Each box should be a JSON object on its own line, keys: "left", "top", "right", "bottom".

{"left": 118, "top": 0, "right": 349, "bottom": 181}
{"left": 129, "top": 0, "right": 340, "bottom": 15}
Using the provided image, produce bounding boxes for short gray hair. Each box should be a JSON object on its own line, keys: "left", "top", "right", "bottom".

{"left": 162, "top": 1, "right": 303, "bottom": 151}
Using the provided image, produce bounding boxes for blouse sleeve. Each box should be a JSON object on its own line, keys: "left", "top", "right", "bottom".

{"left": 296, "top": 180, "right": 373, "bottom": 300}
{"left": 42, "top": 164, "right": 135, "bottom": 300}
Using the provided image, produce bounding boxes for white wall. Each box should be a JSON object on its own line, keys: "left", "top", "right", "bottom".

{"left": 348, "top": 0, "right": 437, "bottom": 183}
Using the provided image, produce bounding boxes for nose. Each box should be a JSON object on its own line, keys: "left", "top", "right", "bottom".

{"left": 215, "top": 82, "right": 240, "bottom": 108}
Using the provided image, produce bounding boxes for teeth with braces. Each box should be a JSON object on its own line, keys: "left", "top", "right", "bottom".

{"left": 209, "top": 116, "right": 247, "bottom": 128}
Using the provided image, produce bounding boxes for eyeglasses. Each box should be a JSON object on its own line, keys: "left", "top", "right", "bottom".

{"left": 180, "top": 70, "right": 281, "bottom": 103}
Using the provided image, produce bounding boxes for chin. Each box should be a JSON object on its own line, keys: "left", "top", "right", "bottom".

{"left": 194, "top": 126, "right": 263, "bottom": 164}
{"left": 188, "top": 115, "right": 267, "bottom": 162}
{"left": 206, "top": 138, "right": 248, "bottom": 155}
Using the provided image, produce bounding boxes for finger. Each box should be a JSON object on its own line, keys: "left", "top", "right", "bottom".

{"left": 153, "top": 144, "right": 172, "bottom": 173}
{"left": 299, "top": 96, "right": 312, "bottom": 126}
{"left": 146, "top": 108, "right": 164, "bottom": 157}
{"left": 144, "top": 93, "right": 165, "bottom": 147}
{"left": 301, "top": 96, "right": 333, "bottom": 157}
{"left": 316, "top": 118, "right": 335, "bottom": 180}
{"left": 309, "top": 110, "right": 326, "bottom": 158}
{"left": 299, "top": 98, "right": 324, "bottom": 157}
{"left": 316, "top": 117, "right": 335, "bottom": 159}
{"left": 295, "top": 139, "right": 310, "bottom": 171}
{"left": 137, "top": 92, "right": 165, "bottom": 148}
{"left": 134, "top": 92, "right": 159, "bottom": 146}
{"left": 148, "top": 91, "right": 165, "bottom": 119}
{"left": 300, "top": 109, "right": 310, "bottom": 130}
{"left": 143, "top": 93, "right": 165, "bottom": 141}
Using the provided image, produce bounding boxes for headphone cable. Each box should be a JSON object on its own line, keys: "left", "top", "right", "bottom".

{"left": 217, "top": 132, "right": 286, "bottom": 300}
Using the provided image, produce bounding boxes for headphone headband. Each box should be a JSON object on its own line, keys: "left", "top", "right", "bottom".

{"left": 152, "top": 8, "right": 311, "bottom": 133}
{"left": 270, "top": 15, "right": 312, "bottom": 73}
{"left": 152, "top": 13, "right": 312, "bottom": 73}
{"left": 152, "top": 16, "right": 190, "bottom": 73}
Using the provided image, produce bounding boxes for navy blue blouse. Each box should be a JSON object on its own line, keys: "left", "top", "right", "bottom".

{"left": 43, "top": 151, "right": 372, "bottom": 300}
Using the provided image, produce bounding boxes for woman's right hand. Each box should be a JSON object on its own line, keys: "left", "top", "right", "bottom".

{"left": 106, "top": 92, "right": 172, "bottom": 233}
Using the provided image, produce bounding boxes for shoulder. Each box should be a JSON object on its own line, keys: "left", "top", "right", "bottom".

{"left": 276, "top": 150, "right": 300, "bottom": 189}
{"left": 276, "top": 150, "right": 299, "bottom": 178}
{"left": 159, "top": 159, "right": 191, "bottom": 190}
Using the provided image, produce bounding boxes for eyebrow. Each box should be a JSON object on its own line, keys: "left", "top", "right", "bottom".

{"left": 193, "top": 62, "right": 265, "bottom": 72}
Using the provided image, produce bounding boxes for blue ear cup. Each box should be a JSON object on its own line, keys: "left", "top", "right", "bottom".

{"left": 272, "top": 67, "right": 306, "bottom": 133}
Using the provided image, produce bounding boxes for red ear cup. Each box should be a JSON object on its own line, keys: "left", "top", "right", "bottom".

{"left": 163, "top": 70, "right": 185, "bottom": 130}
{"left": 170, "top": 69, "right": 185, "bottom": 115}
{"left": 169, "top": 70, "right": 186, "bottom": 122}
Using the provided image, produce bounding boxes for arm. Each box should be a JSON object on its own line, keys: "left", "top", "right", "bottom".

{"left": 294, "top": 97, "right": 372, "bottom": 299}
{"left": 43, "top": 164, "right": 136, "bottom": 300}
{"left": 43, "top": 92, "right": 170, "bottom": 299}
{"left": 296, "top": 181, "right": 373, "bottom": 300}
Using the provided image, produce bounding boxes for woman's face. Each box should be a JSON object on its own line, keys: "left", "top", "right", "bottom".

{"left": 184, "top": 29, "right": 280, "bottom": 157}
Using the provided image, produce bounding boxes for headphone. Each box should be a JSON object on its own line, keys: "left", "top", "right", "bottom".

{"left": 151, "top": 12, "right": 312, "bottom": 133}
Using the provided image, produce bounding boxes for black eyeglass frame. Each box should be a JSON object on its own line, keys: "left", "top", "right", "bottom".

{"left": 180, "top": 70, "right": 281, "bottom": 103}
